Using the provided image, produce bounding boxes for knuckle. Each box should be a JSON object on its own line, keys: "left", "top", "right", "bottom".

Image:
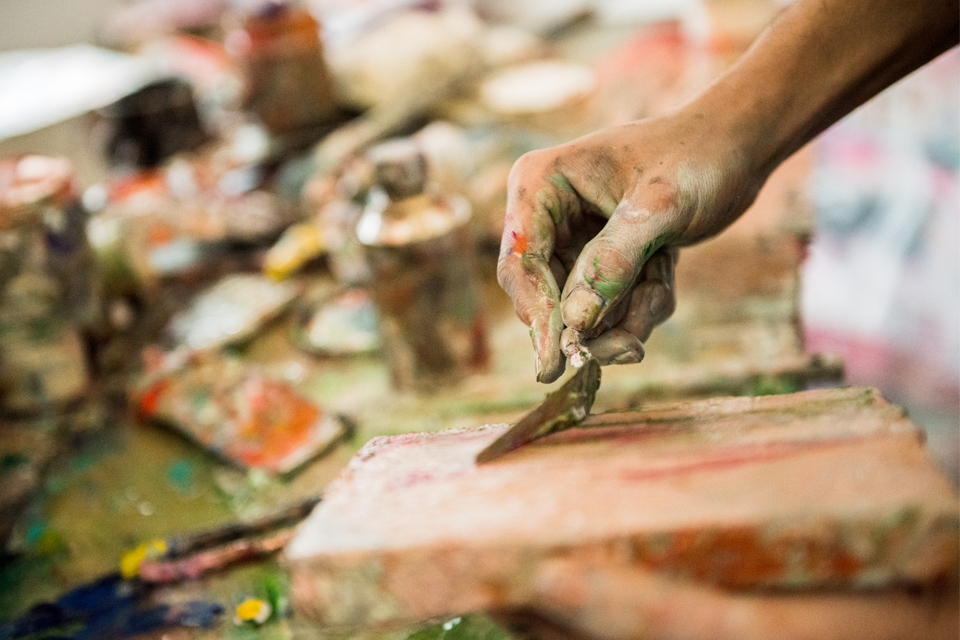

{"left": 587, "top": 240, "right": 638, "bottom": 283}
{"left": 496, "top": 254, "right": 516, "bottom": 290}
{"left": 508, "top": 149, "right": 550, "bottom": 185}
{"left": 622, "top": 181, "right": 683, "bottom": 227}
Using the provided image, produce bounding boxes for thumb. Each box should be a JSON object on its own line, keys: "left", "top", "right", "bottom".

{"left": 560, "top": 186, "right": 678, "bottom": 333}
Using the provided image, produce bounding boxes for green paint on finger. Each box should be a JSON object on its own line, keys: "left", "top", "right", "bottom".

{"left": 639, "top": 231, "right": 676, "bottom": 263}
{"left": 536, "top": 186, "right": 566, "bottom": 226}
{"left": 584, "top": 255, "right": 626, "bottom": 301}
{"left": 548, "top": 173, "right": 575, "bottom": 192}
{"left": 520, "top": 252, "right": 541, "bottom": 271}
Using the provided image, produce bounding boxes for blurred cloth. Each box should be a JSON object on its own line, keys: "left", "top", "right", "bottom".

{"left": 802, "top": 49, "right": 960, "bottom": 473}
{"left": 0, "top": 46, "right": 158, "bottom": 141}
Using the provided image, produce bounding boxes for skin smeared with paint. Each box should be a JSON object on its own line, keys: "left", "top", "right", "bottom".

{"left": 498, "top": 112, "right": 755, "bottom": 383}
{"left": 499, "top": 0, "right": 959, "bottom": 383}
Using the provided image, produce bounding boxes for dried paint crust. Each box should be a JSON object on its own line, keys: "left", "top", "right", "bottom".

{"left": 286, "top": 387, "right": 960, "bottom": 629}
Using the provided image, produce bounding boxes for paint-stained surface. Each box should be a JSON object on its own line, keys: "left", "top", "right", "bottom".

{"left": 286, "top": 387, "right": 959, "bottom": 628}
{"left": 137, "top": 357, "right": 350, "bottom": 475}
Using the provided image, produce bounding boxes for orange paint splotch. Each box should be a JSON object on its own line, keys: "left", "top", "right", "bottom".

{"left": 137, "top": 379, "right": 170, "bottom": 420}
{"left": 235, "top": 378, "right": 321, "bottom": 469}
{"left": 511, "top": 231, "right": 528, "bottom": 254}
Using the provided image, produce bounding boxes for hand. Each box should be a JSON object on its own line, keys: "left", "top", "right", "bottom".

{"left": 498, "top": 104, "right": 763, "bottom": 382}
{"left": 493, "top": 559, "right": 959, "bottom": 640}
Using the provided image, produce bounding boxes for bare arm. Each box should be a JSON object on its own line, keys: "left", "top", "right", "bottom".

{"left": 718, "top": 0, "right": 959, "bottom": 177}
{"left": 498, "top": 0, "right": 959, "bottom": 383}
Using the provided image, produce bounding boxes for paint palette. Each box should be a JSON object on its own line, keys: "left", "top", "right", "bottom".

{"left": 167, "top": 274, "right": 298, "bottom": 353}
{"left": 137, "top": 356, "right": 350, "bottom": 475}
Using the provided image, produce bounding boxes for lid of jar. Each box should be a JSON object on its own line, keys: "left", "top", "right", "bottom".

{"left": 226, "top": 1, "right": 320, "bottom": 51}
{"left": 368, "top": 138, "right": 427, "bottom": 200}
{"left": 357, "top": 138, "right": 472, "bottom": 246}
{"left": 357, "top": 190, "right": 470, "bottom": 247}
{"left": 0, "top": 155, "right": 74, "bottom": 228}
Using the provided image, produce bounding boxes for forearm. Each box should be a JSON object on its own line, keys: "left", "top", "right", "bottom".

{"left": 695, "top": 0, "right": 959, "bottom": 178}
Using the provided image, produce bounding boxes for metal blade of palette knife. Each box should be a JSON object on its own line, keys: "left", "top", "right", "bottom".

{"left": 476, "top": 358, "right": 601, "bottom": 463}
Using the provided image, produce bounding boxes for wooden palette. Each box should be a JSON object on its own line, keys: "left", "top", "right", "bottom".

{"left": 286, "top": 387, "right": 959, "bottom": 629}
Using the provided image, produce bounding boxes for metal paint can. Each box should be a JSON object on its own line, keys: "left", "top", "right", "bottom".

{"left": 226, "top": 1, "right": 338, "bottom": 137}
{"left": 0, "top": 156, "right": 92, "bottom": 414}
{"left": 357, "top": 140, "right": 488, "bottom": 391}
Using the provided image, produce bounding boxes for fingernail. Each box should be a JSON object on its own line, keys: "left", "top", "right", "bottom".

{"left": 563, "top": 287, "right": 604, "bottom": 330}
{"left": 537, "top": 358, "right": 565, "bottom": 384}
{"left": 560, "top": 327, "right": 584, "bottom": 359}
{"left": 534, "top": 350, "right": 542, "bottom": 380}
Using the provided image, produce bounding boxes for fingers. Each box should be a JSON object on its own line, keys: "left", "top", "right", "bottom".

{"left": 498, "top": 154, "right": 580, "bottom": 383}
{"left": 618, "top": 246, "right": 678, "bottom": 343}
{"left": 560, "top": 184, "right": 678, "bottom": 334}
{"left": 582, "top": 330, "right": 645, "bottom": 365}
{"left": 498, "top": 249, "right": 565, "bottom": 384}
{"left": 566, "top": 247, "right": 676, "bottom": 367}
{"left": 499, "top": 149, "right": 680, "bottom": 380}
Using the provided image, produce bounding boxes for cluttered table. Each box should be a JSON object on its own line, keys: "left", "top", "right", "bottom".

{"left": 0, "top": 2, "right": 952, "bottom": 639}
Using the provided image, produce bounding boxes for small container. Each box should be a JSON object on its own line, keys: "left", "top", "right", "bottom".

{"left": 0, "top": 156, "right": 91, "bottom": 413}
{"left": 226, "top": 1, "right": 338, "bottom": 136}
{"left": 100, "top": 78, "right": 208, "bottom": 170}
{"left": 357, "top": 140, "right": 488, "bottom": 391}
{"left": 292, "top": 288, "right": 380, "bottom": 357}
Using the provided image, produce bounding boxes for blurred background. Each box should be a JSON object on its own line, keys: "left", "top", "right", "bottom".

{"left": 0, "top": 0, "right": 956, "bottom": 637}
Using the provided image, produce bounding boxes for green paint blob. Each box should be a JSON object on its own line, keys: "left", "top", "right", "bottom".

{"left": 0, "top": 453, "right": 29, "bottom": 472}
{"left": 548, "top": 173, "right": 575, "bottom": 192}
{"left": 584, "top": 255, "right": 627, "bottom": 302}
{"left": 639, "top": 231, "right": 676, "bottom": 263}
{"left": 166, "top": 459, "right": 195, "bottom": 493}
{"left": 747, "top": 375, "right": 802, "bottom": 397}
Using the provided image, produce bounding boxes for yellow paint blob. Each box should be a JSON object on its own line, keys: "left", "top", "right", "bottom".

{"left": 263, "top": 223, "right": 325, "bottom": 281}
{"left": 235, "top": 598, "right": 272, "bottom": 624}
{"left": 119, "top": 539, "right": 167, "bottom": 578}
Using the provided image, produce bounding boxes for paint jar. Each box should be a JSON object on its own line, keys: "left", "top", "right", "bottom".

{"left": 357, "top": 140, "right": 488, "bottom": 391}
{"left": 226, "top": 1, "right": 338, "bottom": 137}
{"left": 0, "top": 156, "right": 92, "bottom": 414}
{"left": 99, "top": 78, "right": 208, "bottom": 170}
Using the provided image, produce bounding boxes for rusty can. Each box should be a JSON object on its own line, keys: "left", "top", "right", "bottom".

{"left": 226, "top": 1, "right": 338, "bottom": 136}
{"left": 0, "top": 156, "right": 93, "bottom": 414}
{"left": 357, "top": 140, "right": 488, "bottom": 391}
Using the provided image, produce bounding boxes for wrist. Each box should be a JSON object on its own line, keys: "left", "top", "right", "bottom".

{"left": 677, "top": 85, "right": 777, "bottom": 184}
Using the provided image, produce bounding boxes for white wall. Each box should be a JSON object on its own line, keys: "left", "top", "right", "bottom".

{"left": 0, "top": 0, "right": 127, "bottom": 51}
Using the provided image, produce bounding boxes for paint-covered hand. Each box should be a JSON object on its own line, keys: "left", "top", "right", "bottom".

{"left": 498, "top": 107, "right": 762, "bottom": 382}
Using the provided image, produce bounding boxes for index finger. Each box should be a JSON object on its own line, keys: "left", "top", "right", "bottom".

{"left": 498, "top": 156, "right": 573, "bottom": 383}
